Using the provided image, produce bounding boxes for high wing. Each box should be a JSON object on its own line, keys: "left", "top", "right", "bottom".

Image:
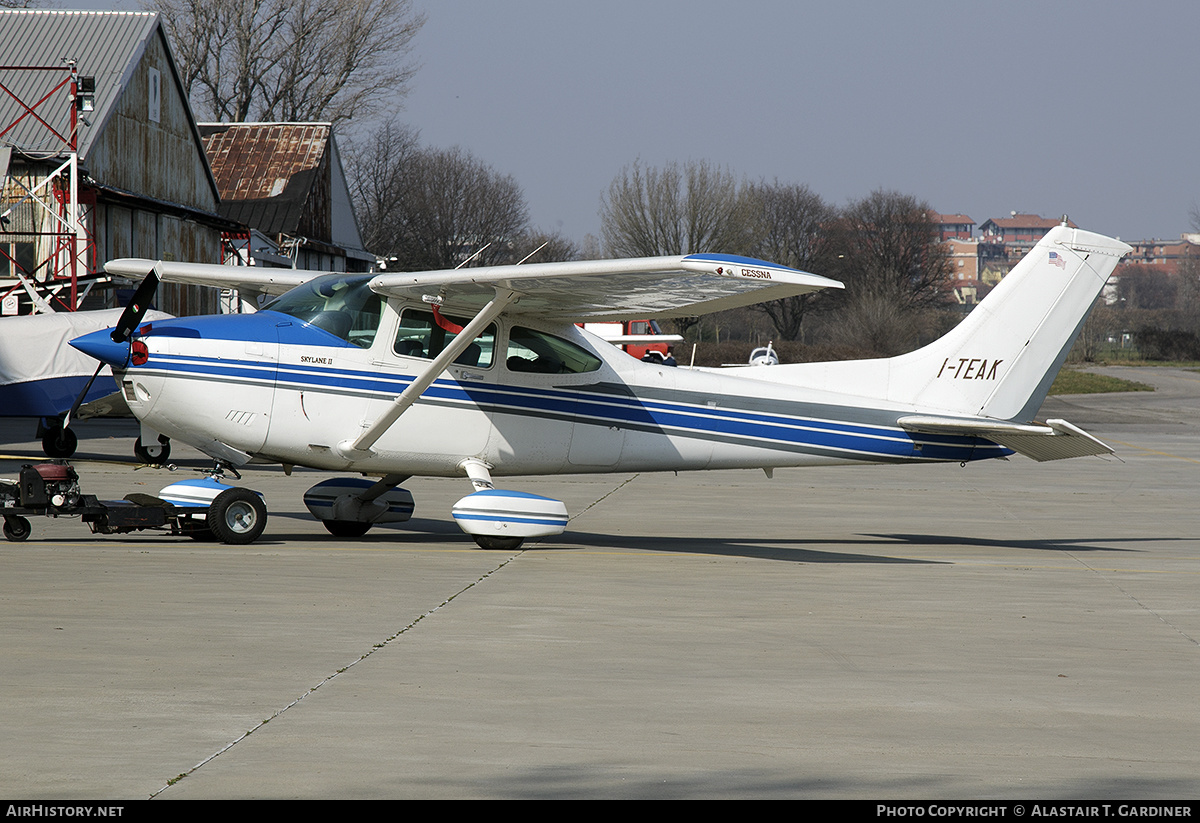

{"left": 366, "top": 253, "right": 842, "bottom": 320}
{"left": 104, "top": 259, "right": 313, "bottom": 297}
{"left": 105, "top": 253, "right": 842, "bottom": 321}
{"left": 344, "top": 253, "right": 840, "bottom": 459}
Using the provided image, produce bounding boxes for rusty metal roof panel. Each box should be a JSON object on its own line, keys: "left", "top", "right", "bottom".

{"left": 199, "top": 122, "right": 332, "bottom": 239}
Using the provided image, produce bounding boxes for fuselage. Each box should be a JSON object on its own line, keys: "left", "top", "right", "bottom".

{"left": 87, "top": 275, "right": 1003, "bottom": 477}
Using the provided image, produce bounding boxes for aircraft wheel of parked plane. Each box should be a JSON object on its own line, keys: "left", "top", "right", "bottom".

{"left": 322, "top": 520, "right": 372, "bottom": 538}
{"left": 133, "top": 435, "right": 171, "bottom": 464}
{"left": 473, "top": 535, "right": 525, "bottom": 551}
{"left": 207, "top": 487, "right": 267, "bottom": 545}
{"left": 41, "top": 424, "right": 77, "bottom": 459}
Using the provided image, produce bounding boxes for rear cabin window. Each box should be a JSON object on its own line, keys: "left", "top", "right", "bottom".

{"left": 394, "top": 309, "right": 496, "bottom": 368}
{"left": 506, "top": 327, "right": 602, "bottom": 374}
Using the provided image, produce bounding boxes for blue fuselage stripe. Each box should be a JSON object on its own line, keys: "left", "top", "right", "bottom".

{"left": 133, "top": 353, "right": 998, "bottom": 462}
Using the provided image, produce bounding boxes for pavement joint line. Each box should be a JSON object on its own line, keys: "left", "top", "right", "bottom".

{"left": 566, "top": 473, "right": 640, "bottom": 524}
{"left": 523, "top": 473, "right": 641, "bottom": 550}
{"left": 147, "top": 552, "right": 521, "bottom": 799}
{"left": 1105, "top": 439, "right": 1200, "bottom": 464}
{"left": 946, "top": 473, "right": 1200, "bottom": 647}
{"left": 1063, "top": 552, "right": 1200, "bottom": 651}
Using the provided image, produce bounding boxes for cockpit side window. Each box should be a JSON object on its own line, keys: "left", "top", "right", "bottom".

{"left": 263, "top": 275, "right": 383, "bottom": 349}
{"left": 506, "top": 327, "right": 602, "bottom": 374}
{"left": 394, "top": 309, "right": 496, "bottom": 368}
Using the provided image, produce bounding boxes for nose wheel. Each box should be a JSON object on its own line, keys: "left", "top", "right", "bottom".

{"left": 133, "top": 434, "right": 171, "bottom": 464}
{"left": 472, "top": 535, "right": 524, "bottom": 550}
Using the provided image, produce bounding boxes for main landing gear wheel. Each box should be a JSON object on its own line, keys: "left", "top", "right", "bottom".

{"left": 133, "top": 435, "right": 171, "bottom": 464}
{"left": 322, "top": 520, "right": 372, "bottom": 538}
{"left": 473, "top": 535, "right": 524, "bottom": 550}
{"left": 3, "top": 516, "right": 31, "bottom": 542}
{"left": 207, "top": 488, "right": 267, "bottom": 545}
{"left": 41, "top": 426, "right": 77, "bottom": 459}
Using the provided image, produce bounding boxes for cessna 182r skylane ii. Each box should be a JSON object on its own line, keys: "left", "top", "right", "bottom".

{"left": 69, "top": 222, "right": 1130, "bottom": 548}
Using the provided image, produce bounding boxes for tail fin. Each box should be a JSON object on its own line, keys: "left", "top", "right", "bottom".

{"left": 759, "top": 224, "right": 1131, "bottom": 422}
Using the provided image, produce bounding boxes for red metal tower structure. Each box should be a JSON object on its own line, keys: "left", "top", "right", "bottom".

{"left": 0, "top": 61, "right": 96, "bottom": 313}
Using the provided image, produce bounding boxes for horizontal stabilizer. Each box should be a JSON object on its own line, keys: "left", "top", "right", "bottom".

{"left": 898, "top": 415, "right": 1114, "bottom": 462}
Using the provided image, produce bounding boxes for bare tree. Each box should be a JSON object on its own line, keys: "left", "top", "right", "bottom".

{"left": 828, "top": 189, "right": 953, "bottom": 311}
{"left": 347, "top": 134, "right": 530, "bottom": 271}
{"left": 743, "top": 180, "right": 836, "bottom": 340}
{"left": 599, "top": 159, "right": 752, "bottom": 258}
{"left": 510, "top": 229, "right": 580, "bottom": 264}
{"left": 1176, "top": 242, "right": 1200, "bottom": 334}
{"left": 153, "top": 0, "right": 425, "bottom": 125}
{"left": 1115, "top": 265, "right": 1178, "bottom": 310}
{"left": 823, "top": 292, "right": 921, "bottom": 357}
{"left": 600, "top": 159, "right": 753, "bottom": 336}
{"left": 344, "top": 120, "right": 421, "bottom": 257}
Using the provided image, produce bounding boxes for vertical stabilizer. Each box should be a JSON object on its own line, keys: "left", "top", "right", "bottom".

{"left": 756, "top": 225, "right": 1131, "bottom": 422}
{"left": 895, "top": 225, "right": 1130, "bottom": 420}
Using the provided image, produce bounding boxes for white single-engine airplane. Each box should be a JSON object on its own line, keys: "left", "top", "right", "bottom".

{"left": 70, "top": 222, "right": 1130, "bottom": 548}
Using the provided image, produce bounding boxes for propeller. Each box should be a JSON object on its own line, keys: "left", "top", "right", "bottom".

{"left": 110, "top": 267, "right": 161, "bottom": 343}
{"left": 61, "top": 268, "right": 161, "bottom": 440}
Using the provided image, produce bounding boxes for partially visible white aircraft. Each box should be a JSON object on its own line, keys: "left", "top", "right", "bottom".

{"left": 0, "top": 307, "right": 171, "bottom": 458}
{"left": 73, "top": 224, "right": 1130, "bottom": 548}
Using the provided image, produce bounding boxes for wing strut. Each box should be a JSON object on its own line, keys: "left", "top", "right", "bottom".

{"left": 335, "top": 288, "right": 518, "bottom": 460}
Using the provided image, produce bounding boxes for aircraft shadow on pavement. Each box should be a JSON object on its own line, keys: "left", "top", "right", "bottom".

{"left": 531, "top": 530, "right": 1161, "bottom": 564}
{"left": 17, "top": 511, "right": 1171, "bottom": 565}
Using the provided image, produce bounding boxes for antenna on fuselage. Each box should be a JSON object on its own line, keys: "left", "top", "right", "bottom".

{"left": 454, "top": 243, "right": 492, "bottom": 269}
{"left": 515, "top": 241, "right": 549, "bottom": 265}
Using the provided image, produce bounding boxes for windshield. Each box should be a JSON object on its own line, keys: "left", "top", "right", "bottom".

{"left": 263, "top": 275, "right": 383, "bottom": 348}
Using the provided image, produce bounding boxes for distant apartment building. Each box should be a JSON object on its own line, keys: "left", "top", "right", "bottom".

{"left": 1123, "top": 235, "right": 1200, "bottom": 275}
{"left": 1106, "top": 234, "right": 1200, "bottom": 305}
{"left": 930, "top": 213, "right": 974, "bottom": 241}
{"left": 978, "top": 213, "right": 1076, "bottom": 263}
{"left": 944, "top": 238, "right": 979, "bottom": 303}
{"left": 932, "top": 211, "right": 1196, "bottom": 307}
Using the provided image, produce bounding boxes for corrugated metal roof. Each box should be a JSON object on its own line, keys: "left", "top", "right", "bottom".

{"left": 0, "top": 9, "right": 160, "bottom": 159}
{"left": 200, "top": 123, "right": 332, "bottom": 237}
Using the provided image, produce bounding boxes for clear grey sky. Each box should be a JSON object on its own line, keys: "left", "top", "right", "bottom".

{"left": 59, "top": 0, "right": 1200, "bottom": 247}
{"left": 397, "top": 0, "right": 1199, "bottom": 247}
